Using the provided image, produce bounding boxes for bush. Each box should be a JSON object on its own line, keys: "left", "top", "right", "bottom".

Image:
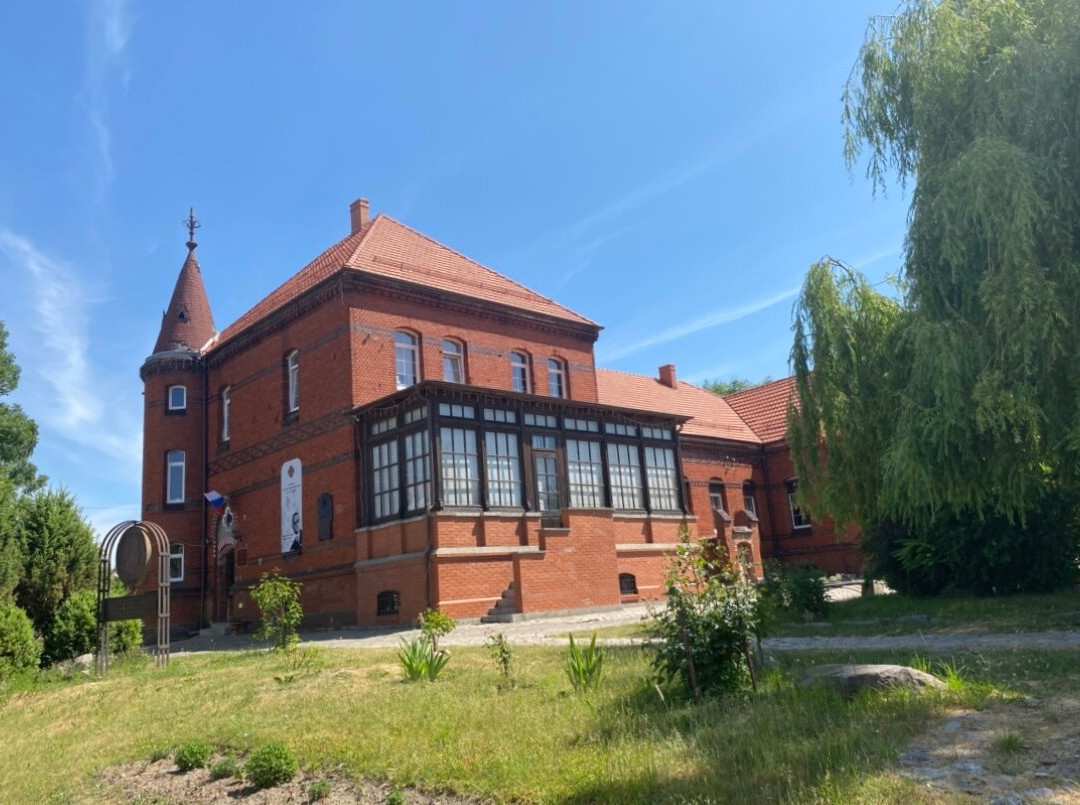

{"left": 110, "top": 618, "right": 143, "bottom": 655}
{"left": 565, "top": 633, "right": 604, "bottom": 693}
{"left": 417, "top": 608, "right": 455, "bottom": 652}
{"left": 175, "top": 740, "right": 214, "bottom": 772}
{"left": 245, "top": 741, "right": 298, "bottom": 789}
{"left": 308, "top": 779, "right": 332, "bottom": 800}
{"left": 41, "top": 590, "right": 143, "bottom": 665}
{"left": 398, "top": 636, "right": 450, "bottom": 682}
{"left": 650, "top": 534, "right": 759, "bottom": 700}
{"left": 758, "top": 563, "right": 828, "bottom": 625}
{"left": 0, "top": 603, "right": 41, "bottom": 678}
{"left": 485, "top": 632, "right": 514, "bottom": 684}
{"left": 251, "top": 573, "right": 303, "bottom": 650}
{"left": 865, "top": 489, "right": 1080, "bottom": 596}
{"left": 210, "top": 755, "right": 240, "bottom": 780}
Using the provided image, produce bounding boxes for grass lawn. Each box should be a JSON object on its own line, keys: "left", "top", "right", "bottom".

{"left": 771, "top": 588, "right": 1080, "bottom": 637}
{"left": 1, "top": 641, "right": 1068, "bottom": 803}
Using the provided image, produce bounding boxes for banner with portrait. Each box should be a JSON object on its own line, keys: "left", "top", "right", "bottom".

{"left": 281, "top": 458, "right": 302, "bottom": 554}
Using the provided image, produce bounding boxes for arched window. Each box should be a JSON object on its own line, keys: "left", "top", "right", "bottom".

{"left": 442, "top": 339, "right": 465, "bottom": 383}
{"left": 168, "top": 543, "right": 184, "bottom": 582}
{"left": 510, "top": 351, "right": 531, "bottom": 394}
{"left": 286, "top": 350, "right": 300, "bottom": 412}
{"left": 709, "top": 481, "right": 731, "bottom": 522}
{"left": 221, "top": 386, "right": 231, "bottom": 442}
{"left": 377, "top": 590, "right": 401, "bottom": 616}
{"left": 167, "top": 385, "right": 187, "bottom": 412}
{"left": 619, "top": 573, "right": 638, "bottom": 595}
{"left": 395, "top": 331, "right": 420, "bottom": 389}
{"left": 742, "top": 482, "right": 758, "bottom": 520}
{"left": 547, "top": 357, "right": 567, "bottom": 398}
{"left": 166, "top": 450, "right": 185, "bottom": 504}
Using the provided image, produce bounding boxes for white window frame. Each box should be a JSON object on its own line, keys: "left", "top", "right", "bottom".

{"left": 511, "top": 351, "right": 531, "bottom": 394}
{"left": 167, "top": 385, "right": 187, "bottom": 411}
{"left": 168, "top": 543, "right": 184, "bottom": 582}
{"left": 442, "top": 339, "right": 465, "bottom": 383}
{"left": 548, "top": 358, "right": 567, "bottom": 398}
{"left": 743, "top": 485, "right": 758, "bottom": 518}
{"left": 221, "top": 386, "right": 231, "bottom": 442}
{"left": 166, "top": 450, "right": 185, "bottom": 504}
{"left": 788, "top": 482, "right": 811, "bottom": 529}
{"left": 395, "top": 331, "right": 420, "bottom": 390}
{"left": 286, "top": 350, "right": 300, "bottom": 413}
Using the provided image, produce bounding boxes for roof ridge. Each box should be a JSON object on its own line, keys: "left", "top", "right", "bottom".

{"left": 373, "top": 214, "right": 600, "bottom": 327}
{"left": 724, "top": 375, "right": 796, "bottom": 401}
{"left": 595, "top": 366, "right": 659, "bottom": 380}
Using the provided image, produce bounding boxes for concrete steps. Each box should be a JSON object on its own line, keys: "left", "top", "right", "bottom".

{"left": 480, "top": 582, "right": 518, "bottom": 623}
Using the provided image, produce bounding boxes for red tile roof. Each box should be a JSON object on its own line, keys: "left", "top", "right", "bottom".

{"left": 154, "top": 246, "right": 216, "bottom": 354}
{"left": 214, "top": 214, "right": 596, "bottom": 347}
{"left": 723, "top": 377, "right": 797, "bottom": 444}
{"left": 595, "top": 369, "right": 761, "bottom": 444}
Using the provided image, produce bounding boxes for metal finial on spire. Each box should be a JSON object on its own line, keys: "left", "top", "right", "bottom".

{"left": 183, "top": 207, "right": 201, "bottom": 250}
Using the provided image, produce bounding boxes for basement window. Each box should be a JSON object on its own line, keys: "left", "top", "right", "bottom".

{"left": 619, "top": 573, "right": 638, "bottom": 596}
{"left": 377, "top": 590, "right": 400, "bottom": 616}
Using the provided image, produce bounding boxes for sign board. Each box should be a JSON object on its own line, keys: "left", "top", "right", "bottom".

{"left": 281, "top": 458, "right": 302, "bottom": 554}
{"left": 103, "top": 594, "right": 158, "bottom": 622}
{"left": 115, "top": 525, "right": 152, "bottom": 588}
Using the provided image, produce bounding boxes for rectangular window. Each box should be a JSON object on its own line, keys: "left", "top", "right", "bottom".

{"left": 485, "top": 431, "right": 522, "bottom": 507}
{"left": 642, "top": 426, "right": 673, "bottom": 440}
{"left": 287, "top": 351, "right": 300, "bottom": 412}
{"left": 531, "top": 434, "right": 557, "bottom": 450}
{"left": 565, "top": 417, "right": 599, "bottom": 433}
{"left": 607, "top": 443, "right": 643, "bottom": 509}
{"left": 523, "top": 413, "right": 557, "bottom": 428}
{"left": 644, "top": 446, "right": 679, "bottom": 511}
{"left": 404, "top": 431, "right": 430, "bottom": 512}
{"left": 168, "top": 385, "right": 187, "bottom": 411}
{"left": 744, "top": 489, "right": 758, "bottom": 518}
{"left": 166, "top": 450, "right": 185, "bottom": 504}
{"left": 788, "top": 482, "right": 810, "bottom": 529}
{"left": 548, "top": 359, "right": 567, "bottom": 398}
{"left": 395, "top": 332, "right": 419, "bottom": 389}
{"left": 440, "top": 427, "right": 480, "bottom": 507}
{"left": 511, "top": 353, "right": 531, "bottom": 394}
{"left": 442, "top": 340, "right": 465, "bottom": 383}
{"left": 482, "top": 408, "right": 517, "bottom": 424}
{"left": 371, "top": 441, "right": 399, "bottom": 520}
{"left": 221, "top": 387, "right": 231, "bottom": 442}
{"left": 403, "top": 405, "right": 427, "bottom": 425}
{"left": 604, "top": 422, "right": 638, "bottom": 437}
{"left": 438, "top": 403, "right": 475, "bottom": 419}
{"left": 169, "top": 543, "right": 184, "bottom": 582}
{"left": 567, "top": 439, "right": 604, "bottom": 508}
{"left": 371, "top": 416, "right": 397, "bottom": 436}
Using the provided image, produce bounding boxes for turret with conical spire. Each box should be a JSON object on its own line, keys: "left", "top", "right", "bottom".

{"left": 152, "top": 208, "right": 216, "bottom": 355}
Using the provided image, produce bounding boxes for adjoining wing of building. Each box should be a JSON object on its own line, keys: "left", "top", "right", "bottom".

{"left": 140, "top": 199, "right": 862, "bottom": 634}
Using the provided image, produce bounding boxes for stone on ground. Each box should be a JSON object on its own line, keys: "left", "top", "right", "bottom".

{"left": 798, "top": 664, "right": 947, "bottom": 697}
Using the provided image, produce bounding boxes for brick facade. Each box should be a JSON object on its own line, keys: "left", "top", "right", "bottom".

{"left": 139, "top": 201, "right": 860, "bottom": 634}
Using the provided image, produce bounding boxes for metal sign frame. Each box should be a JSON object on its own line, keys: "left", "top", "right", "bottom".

{"left": 97, "top": 520, "right": 171, "bottom": 673}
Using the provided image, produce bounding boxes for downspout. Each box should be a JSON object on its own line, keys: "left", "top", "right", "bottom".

{"left": 760, "top": 445, "right": 781, "bottom": 558}
{"left": 200, "top": 358, "right": 209, "bottom": 628}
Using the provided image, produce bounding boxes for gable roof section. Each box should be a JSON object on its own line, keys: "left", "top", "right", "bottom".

{"left": 723, "top": 376, "right": 797, "bottom": 444}
{"left": 214, "top": 214, "right": 596, "bottom": 347}
{"left": 595, "top": 369, "right": 761, "bottom": 444}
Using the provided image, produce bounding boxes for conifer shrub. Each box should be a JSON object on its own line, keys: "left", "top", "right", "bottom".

{"left": 0, "top": 603, "right": 40, "bottom": 678}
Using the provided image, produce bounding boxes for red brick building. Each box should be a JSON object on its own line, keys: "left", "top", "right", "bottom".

{"left": 140, "top": 199, "right": 860, "bottom": 634}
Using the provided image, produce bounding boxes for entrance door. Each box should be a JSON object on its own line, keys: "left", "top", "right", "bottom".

{"left": 533, "top": 450, "right": 562, "bottom": 527}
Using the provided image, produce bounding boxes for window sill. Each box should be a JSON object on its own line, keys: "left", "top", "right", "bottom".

{"left": 163, "top": 502, "right": 186, "bottom": 512}
{"left": 165, "top": 408, "right": 187, "bottom": 417}
{"left": 792, "top": 525, "right": 814, "bottom": 535}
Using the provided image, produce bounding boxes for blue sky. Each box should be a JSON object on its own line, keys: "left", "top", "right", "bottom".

{"left": 0, "top": 1, "right": 908, "bottom": 536}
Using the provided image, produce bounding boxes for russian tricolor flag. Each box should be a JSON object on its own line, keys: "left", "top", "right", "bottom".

{"left": 204, "top": 490, "right": 227, "bottom": 514}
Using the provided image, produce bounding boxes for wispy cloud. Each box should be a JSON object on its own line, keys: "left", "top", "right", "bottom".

{"left": 80, "top": 0, "right": 131, "bottom": 200}
{"left": 0, "top": 231, "right": 142, "bottom": 475}
{"left": 597, "top": 285, "right": 800, "bottom": 363}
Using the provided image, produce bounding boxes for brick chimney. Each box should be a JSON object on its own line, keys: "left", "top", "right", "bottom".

{"left": 659, "top": 364, "right": 677, "bottom": 388}
{"left": 350, "top": 198, "right": 371, "bottom": 234}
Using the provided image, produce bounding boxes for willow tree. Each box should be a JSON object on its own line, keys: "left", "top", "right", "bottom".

{"left": 791, "top": 0, "right": 1080, "bottom": 590}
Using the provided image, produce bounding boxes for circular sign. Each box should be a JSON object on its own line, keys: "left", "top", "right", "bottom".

{"left": 115, "top": 525, "right": 152, "bottom": 589}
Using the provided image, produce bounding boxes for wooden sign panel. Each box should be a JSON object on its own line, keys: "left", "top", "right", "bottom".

{"left": 103, "top": 594, "right": 157, "bottom": 622}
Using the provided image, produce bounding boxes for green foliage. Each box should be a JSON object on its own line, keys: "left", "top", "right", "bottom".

{"left": 759, "top": 563, "right": 829, "bottom": 622}
{"left": 110, "top": 618, "right": 143, "bottom": 656}
{"left": 397, "top": 635, "right": 450, "bottom": 682}
{"left": 308, "top": 779, "right": 331, "bottom": 800}
{"left": 244, "top": 741, "right": 298, "bottom": 789}
{"left": 209, "top": 755, "right": 240, "bottom": 780}
{"left": 484, "top": 632, "right": 514, "bottom": 684}
{"left": 650, "top": 534, "right": 759, "bottom": 699}
{"left": 417, "top": 608, "right": 455, "bottom": 652}
{"left": 385, "top": 789, "right": 405, "bottom": 805}
{"left": 0, "top": 321, "right": 43, "bottom": 492}
{"left": 174, "top": 739, "right": 213, "bottom": 772}
{"left": 0, "top": 602, "right": 40, "bottom": 678}
{"left": 564, "top": 633, "right": 604, "bottom": 693}
{"left": 42, "top": 589, "right": 143, "bottom": 667}
{"left": 794, "top": 0, "right": 1080, "bottom": 591}
{"left": 14, "top": 489, "right": 97, "bottom": 635}
{"left": 251, "top": 573, "right": 303, "bottom": 651}
{"left": 701, "top": 376, "right": 774, "bottom": 396}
